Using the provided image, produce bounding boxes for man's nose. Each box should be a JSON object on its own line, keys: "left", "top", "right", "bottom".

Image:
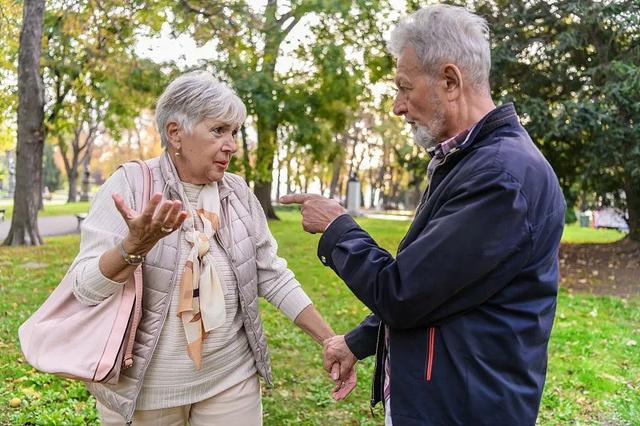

{"left": 392, "top": 95, "right": 407, "bottom": 116}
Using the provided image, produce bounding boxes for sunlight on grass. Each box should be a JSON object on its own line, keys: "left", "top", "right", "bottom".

{"left": 0, "top": 201, "right": 89, "bottom": 220}
{"left": 0, "top": 213, "right": 637, "bottom": 425}
{"left": 562, "top": 223, "right": 626, "bottom": 244}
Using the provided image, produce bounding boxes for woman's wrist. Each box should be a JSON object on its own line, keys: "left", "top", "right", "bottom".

{"left": 122, "top": 235, "right": 148, "bottom": 256}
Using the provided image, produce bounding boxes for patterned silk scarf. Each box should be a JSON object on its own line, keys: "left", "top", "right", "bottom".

{"left": 177, "top": 183, "right": 226, "bottom": 369}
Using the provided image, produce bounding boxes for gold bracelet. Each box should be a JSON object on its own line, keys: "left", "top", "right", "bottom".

{"left": 118, "top": 240, "right": 145, "bottom": 265}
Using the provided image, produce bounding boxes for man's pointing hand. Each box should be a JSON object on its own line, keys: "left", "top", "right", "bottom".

{"left": 280, "top": 193, "right": 346, "bottom": 234}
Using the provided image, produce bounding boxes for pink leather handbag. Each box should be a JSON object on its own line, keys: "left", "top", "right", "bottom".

{"left": 18, "top": 160, "right": 150, "bottom": 384}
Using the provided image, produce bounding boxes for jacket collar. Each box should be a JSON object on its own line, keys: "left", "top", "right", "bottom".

{"left": 159, "top": 150, "right": 234, "bottom": 200}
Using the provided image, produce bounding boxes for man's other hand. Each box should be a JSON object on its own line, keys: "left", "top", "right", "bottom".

{"left": 279, "top": 193, "right": 346, "bottom": 234}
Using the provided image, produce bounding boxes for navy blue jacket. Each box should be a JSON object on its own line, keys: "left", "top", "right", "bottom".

{"left": 318, "top": 104, "right": 565, "bottom": 425}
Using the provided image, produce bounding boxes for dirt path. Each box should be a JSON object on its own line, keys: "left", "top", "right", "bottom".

{"left": 560, "top": 238, "right": 640, "bottom": 298}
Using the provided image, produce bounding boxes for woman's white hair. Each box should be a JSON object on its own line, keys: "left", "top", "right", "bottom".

{"left": 155, "top": 71, "right": 247, "bottom": 148}
{"left": 388, "top": 4, "right": 491, "bottom": 88}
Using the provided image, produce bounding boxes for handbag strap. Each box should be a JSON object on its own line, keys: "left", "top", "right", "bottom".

{"left": 122, "top": 160, "right": 152, "bottom": 369}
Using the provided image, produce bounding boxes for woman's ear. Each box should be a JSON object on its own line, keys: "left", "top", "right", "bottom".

{"left": 166, "top": 121, "right": 181, "bottom": 150}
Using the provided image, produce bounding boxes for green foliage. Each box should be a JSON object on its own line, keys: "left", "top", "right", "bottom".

{"left": 0, "top": 214, "right": 637, "bottom": 424}
{"left": 40, "top": 0, "right": 169, "bottom": 193}
{"left": 472, "top": 0, "right": 640, "bottom": 238}
{"left": 42, "top": 144, "right": 61, "bottom": 192}
{"left": 0, "top": 122, "right": 15, "bottom": 151}
{"left": 173, "top": 1, "right": 392, "bottom": 188}
{"left": 0, "top": 0, "right": 21, "bottom": 130}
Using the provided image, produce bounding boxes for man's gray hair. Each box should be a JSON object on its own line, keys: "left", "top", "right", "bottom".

{"left": 155, "top": 71, "right": 246, "bottom": 148}
{"left": 388, "top": 4, "right": 491, "bottom": 88}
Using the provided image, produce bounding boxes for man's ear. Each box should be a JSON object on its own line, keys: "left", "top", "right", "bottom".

{"left": 441, "top": 64, "right": 463, "bottom": 101}
{"left": 166, "top": 121, "right": 181, "bottom": 150}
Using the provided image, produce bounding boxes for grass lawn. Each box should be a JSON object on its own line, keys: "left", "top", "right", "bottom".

{"left": 0, "top": 201, "right": 90, "bottom": 220}
{"left": 562, "top": 223, "right": 627, "bottom": 244}
{"left": 0, "top": 211, "right": 638, "bottom": 425}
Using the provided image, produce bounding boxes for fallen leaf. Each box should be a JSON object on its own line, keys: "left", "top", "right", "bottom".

{"left": 22, "top": 387, "right": 40, "bottom": 399}
{"left": 9, "top": 398, "right": 21, "bottom": 408}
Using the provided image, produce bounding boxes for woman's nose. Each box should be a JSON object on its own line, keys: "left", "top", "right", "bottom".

{"left": 222, "top": 133, "right": 238, "bottom": 153}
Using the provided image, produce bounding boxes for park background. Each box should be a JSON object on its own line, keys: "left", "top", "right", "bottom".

{"left": 0, "top": 0, "right": 638, "bottom": 424}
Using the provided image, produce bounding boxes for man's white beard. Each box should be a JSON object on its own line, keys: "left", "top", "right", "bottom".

{"left": 410, "top": 99, "right": 446, "bottom": 150}
{"left": 412, "top": 124, "right": 439, "bottom": 150}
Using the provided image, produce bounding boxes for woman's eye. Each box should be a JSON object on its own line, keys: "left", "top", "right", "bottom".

{"left": 232, "top": 129, "right": 239, "bottom": 137}
{"left": 211, "top": 127, "right": 223, "bottom": 134}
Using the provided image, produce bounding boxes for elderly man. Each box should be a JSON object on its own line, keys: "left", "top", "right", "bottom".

{"left": 282, "top": 4, "right": 565, "bottom": 426}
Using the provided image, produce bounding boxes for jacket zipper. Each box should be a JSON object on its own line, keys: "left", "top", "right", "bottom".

{"left": 425, "top": 327, "right": 436, "bottom": 381}
{"left": 370, "top": 322, "right": 383, "bottom": 411}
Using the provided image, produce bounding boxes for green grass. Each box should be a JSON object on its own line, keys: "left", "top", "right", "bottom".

{"left": 0, "top": 212, "right": 638, "bottom": 425}
{"left": 562, "top": 223, "right": 627, "bottom": 244}
{"left": 0, "top": 201, "right": 89, "bottom": 220}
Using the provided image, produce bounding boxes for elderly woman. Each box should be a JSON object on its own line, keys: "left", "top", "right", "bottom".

{"left": 71, "top": 71, "right": 344, "bottom": 425}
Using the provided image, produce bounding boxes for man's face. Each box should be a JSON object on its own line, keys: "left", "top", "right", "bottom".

{"left": 392, "top": 46, "right": 446, "bottom": 149}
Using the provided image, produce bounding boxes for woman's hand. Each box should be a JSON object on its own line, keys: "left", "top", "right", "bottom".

{"left": 112, "top": 192, "right": 188, "bottom": 256}
{"left": 331, "top": 365, "right": 357, "bottom": 400}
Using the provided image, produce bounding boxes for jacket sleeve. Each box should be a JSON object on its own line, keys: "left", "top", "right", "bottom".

{"left": 345, "top": 313, "right": 381, "bottom": 360}
{"left": 318, "top": 169, "right": 533, "bottom": 330}
{"left": 71, "top": 168, "right": 134, "bottom": 305}
{"left": 249, "top": 191, "right": 312, "bottom": 321}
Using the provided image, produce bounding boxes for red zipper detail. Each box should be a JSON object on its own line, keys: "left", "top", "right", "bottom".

{"left": 425, "top": 327, "right": 436, "bottom": 381}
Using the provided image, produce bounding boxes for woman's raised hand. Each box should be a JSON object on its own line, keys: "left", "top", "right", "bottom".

{"left": 112, "top": 192, "right": 188, "bottom": 256}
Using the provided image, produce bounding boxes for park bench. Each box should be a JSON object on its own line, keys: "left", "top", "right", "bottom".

{"left": 75, "top": 213, "right": 88, "bottom": 230}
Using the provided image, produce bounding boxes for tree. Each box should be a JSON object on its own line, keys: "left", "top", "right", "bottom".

{"left": 173, "top": 0, "right": 391, "bottom": 218}
{"left": 475, "top": 0, "right": 640, "bottom": 241}
{"left": 4, "top": 0, "right": 46, "bottom": 246}
{"left": 42, "top": 143, "right": 61, "bottom": 192}
{"left": 0, "top": 0, "right": 21, "bottom": 122}
{"left": 42, "top": 1, "right": 167, "bottom": 202}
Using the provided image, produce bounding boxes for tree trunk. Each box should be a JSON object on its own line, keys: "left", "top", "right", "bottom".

{"left": 68, "top": 169, "right": 78, "bottom": 202}
{"left": 285, "top": 144, "right": 292, "bottom": 195}
{"left": 329, "top": 154, "right": 342, "bottom": 200}
{"left": 3, "top": 0, "right": 46, "bottom": 246}
{"left": 240, "top": 124, "right": 251, "bottom": 184}
{"left": 624, "top": 176, "right": 640, "bottom": 242}
{"left": 275, "top": 149, "right": 281, "bottom": 202}
{"left": 80, "top": 152, "right": 91, "bottom": 202}
{"left": 254, "top": 116, "right": 278, "bottom": 220}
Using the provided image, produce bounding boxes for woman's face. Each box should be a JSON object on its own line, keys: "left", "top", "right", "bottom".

{"left": 172, "top": 118, "right": 239, "bottom": 184}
